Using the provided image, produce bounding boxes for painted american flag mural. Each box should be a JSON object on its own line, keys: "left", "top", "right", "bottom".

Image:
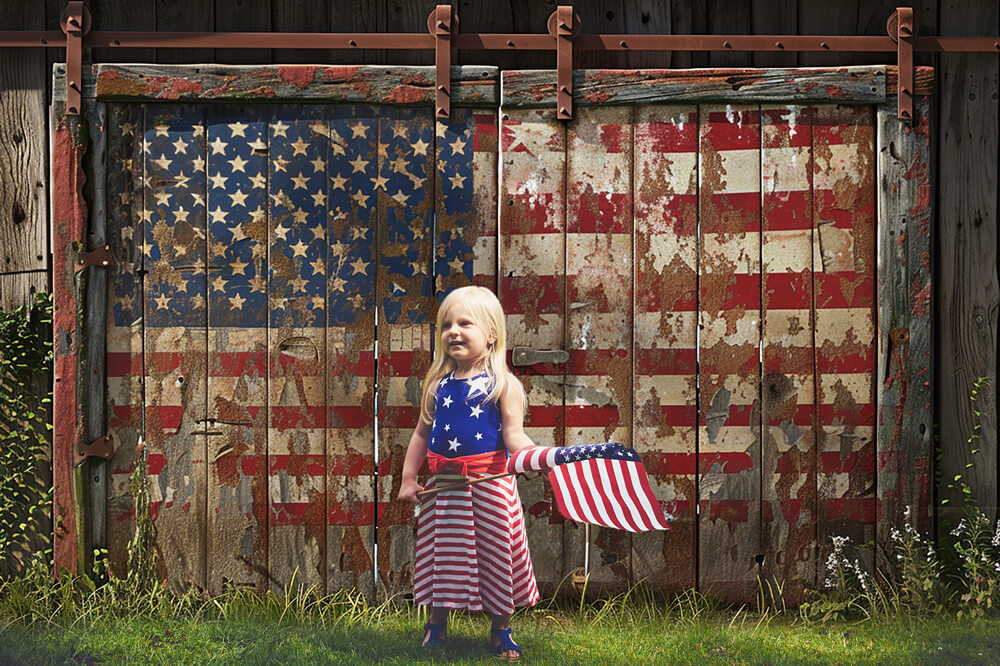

{"left": 499, "top": 99, "right": 875, "bottom": 604}
{"left": 105, "top": 101, "right": 497, "bottom": 594}
{"left": 101, "top": 83, "right": 875, "bottom": 603}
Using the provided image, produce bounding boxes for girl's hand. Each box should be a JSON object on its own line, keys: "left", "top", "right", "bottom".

{"left": 398, "top": 478, "right": 424, "bottom": 504}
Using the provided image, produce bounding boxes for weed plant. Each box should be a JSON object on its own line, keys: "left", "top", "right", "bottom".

{"left": 0, "top": 294, "right": 52, "bottom": 578}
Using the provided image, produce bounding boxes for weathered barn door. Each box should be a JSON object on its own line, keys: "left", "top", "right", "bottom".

{"left": 56, "top": 64, "right": 930, "bottom": 604}
{"left": 499, "top": 67, "right": 932, "bottom": 604}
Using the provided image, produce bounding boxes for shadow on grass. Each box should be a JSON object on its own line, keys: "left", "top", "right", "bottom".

{"left": 0, "top": 617, "right": 509, "bottom": 665}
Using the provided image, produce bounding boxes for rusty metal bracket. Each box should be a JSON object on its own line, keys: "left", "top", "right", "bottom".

{"left": 890, "top": 7, "right": 916, "bottom": 120}
{"left": 549, "top": 6, "right": 579, "bottom": 121}
{"left": 428, "top": 5, "right": 455, "bottom": 119}
{"left": 60, "top": 2, "right": 90, "bottom": 116}
{"left": 75, "top": 244, "right": 116, "bottom": 272}
{"left": 77, "top": 434, "right": 113, "bottom": 464}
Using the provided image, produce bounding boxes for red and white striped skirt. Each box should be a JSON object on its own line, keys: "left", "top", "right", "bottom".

{"left": 413, "top": 473, "right": 539, "bottom": 615}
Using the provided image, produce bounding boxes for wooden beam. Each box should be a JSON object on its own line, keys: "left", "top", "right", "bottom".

{"left": 937, "top": 0, "right": 999, "bottom": 524}
{"left": 876, "top": 95, "right": 933, "bottom": 558}
{"left": 52, "top": 64, "right": 499, "bottom": 106}
{"left": 502, "top": 66, "right": 889, "bottom": 108}
{"left": 0, "top": 0, "right": 47, "bottom": 291}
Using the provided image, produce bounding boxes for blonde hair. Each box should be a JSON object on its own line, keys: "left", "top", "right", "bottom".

{"left": 419, "top": 286, "right": 526, "bottom": 426}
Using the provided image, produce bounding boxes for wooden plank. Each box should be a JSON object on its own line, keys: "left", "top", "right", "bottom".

{"left": 760, "top": 104, "right": 817, "bottom": 601}
{"left": 632, "top": 104, "right": 698, "bottom": 595}
{"left": 498, "top": 106, "right": 567, "bottom": 592}
{"left": 105, "top": 103, "right": 144, "bottom": 577}
{"left": 214, "top": 0, "right": 271, "bottom": 64}
{"left": 707, "top": 0, "right": 752, "bottom": 68}
{"left": 0, "top": 0, "right": 47, "bottom": 276}
{"left": 697, "top": 103, "right": 761, "bottom": 605}
{"left": 142, "top": 105, "right": 209, "bottom": 591}
{"left": 204, "top": 106, "right": 270, "bottom": 593}
{"left": 51, "top": 100, "right": 87, "bottom": 576}
{"left": 89, "top": 0, "right": 155, "bottom": 63}
{"left": 812, "top": 105, "right": 877, "bottom": 571}
{"left": 576, "top": 1, "right": 629, "bottom": 69}
{"left": 876, "top": 96, "right": 933, "bottom": 555}
{"left": 93, "top": 65, "right": 499, "bottom": 106}
{"left": 384, "top": 0, "right": 436, "bottom": 66}
{"left": 0, "top": 272, "right": 47, "bottom": 311}
{"left": 937, "top": 3, "right": 998, "bottom": 525}
{"left": 621, "top": 2, "right": 673, "bottom": 70}
{"left": 267, "top": 107, "right": 328, "bottom": 592}
{"left": 375, "top": 105, "right": 435, "bottom": 597}
{"left": 155, "top": 0, "right": 214, "bottom": 63}
{"left": 564, "top": 105, "right": 634, "bottom": 591}
{"left": 500, "top": 67, "right": 886, "bottom": 109}
{"left": 325, "top": 104, "right": 378, "bottom": 596}
{"left": 667, "top": 0, "right": 709, "bottom": 69}
{"left": 80, "top": 101, "right": 109, "bottom": 562}
{"left": 272, "top": 0, "right": 330, "bottom": 64}
{"left": 750, "top": 0, "right": 797, "bottom": 68}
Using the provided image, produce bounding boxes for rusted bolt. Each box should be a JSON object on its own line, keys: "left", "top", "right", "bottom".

{"left": 559, "top": 22, "right": 570, "bottom": 31}
{"left": 723, "top": 41, "right": 732, "bottom": 49}
{"left": 619, "top": 40, "right": 628, "bottom": 48}
{"left": 820, "top": 41, "right": 829, "bottom": 49}
{"left": 68, "top": 17, "right": 80, "bottom": 28}
{"left": 559, "top": 85, "right": 569, "bottom": 94}
{"left": 437, "top": 108, "right": 448, "bottom": 116}
{"left": 438, "top": 85, "right": 447, "bottom": 91}
{"left": 506, "top": 40, "right": 515, "bottom": 47}
{"left": 437, "top": 21, "right": 448, "bottom": 30}
{"left": 995, "top": 42, "right": 1000, "bottom": 50}
{"left": 348, "top": 39, "right": 357, "bottom": 47}
{"left": 559, "top": 107, "right": 569, "bottom": 115}
{"left": 900, "top": 110, "right": 911, "bottom": 118}
{"left": 900, "top": 24, "right": 912, "bottom": 35}
{"left": 501, "top": 114, "right": 509, "bottom": 121}
{"left": 901, "top": 87, "right": 910, "bottom": 95}
{"left": 890, "top": 327, "right": 910, "bottom": 344}
{"left": 68, "top": 106, "right": 78, "bottom": 114}
{"left": 775, "top": 41, "right": 784, "bottom": 48}
{"left": 40, "top": 38, "right": 47, "bottom": 44}
{"left": 113, "top": 39, "right": 121, "bottom": 46}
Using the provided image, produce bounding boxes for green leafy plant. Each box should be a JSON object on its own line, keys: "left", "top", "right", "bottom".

{"left": 0, "top": 293, "right": 53, "bottom": 578}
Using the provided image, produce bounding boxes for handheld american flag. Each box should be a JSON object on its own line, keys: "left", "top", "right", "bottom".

{"left": 508, "top": 443, "right": 672, "bottom": 532}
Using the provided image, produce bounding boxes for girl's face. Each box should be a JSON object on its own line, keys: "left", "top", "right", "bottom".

{"left": 440, "top": 303, "right": 493, "bottom": 370}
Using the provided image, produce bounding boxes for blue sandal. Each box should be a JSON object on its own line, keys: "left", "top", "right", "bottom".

{"left": 422, "top": 621, "right": 446, "bottom": 649}
{"left": 491, "top": 627, "right": 522, "bottom": 661}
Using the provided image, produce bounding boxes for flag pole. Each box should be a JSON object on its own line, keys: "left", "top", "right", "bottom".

{"left": 415, "top": 471, "right": 513, "bottom": 498}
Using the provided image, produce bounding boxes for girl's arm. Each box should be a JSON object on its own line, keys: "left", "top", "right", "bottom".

{"left": 500, "top": 384, "right": 541, "bottom": 455}
{"left": 398, "top": 418, "right": 431, "bottom": 504}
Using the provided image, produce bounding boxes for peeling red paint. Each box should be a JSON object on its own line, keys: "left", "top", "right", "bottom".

{"left": 277, "top": 66, "right": 317, "bottom": 88}
{"left": 322, "top": 66, "right": 363, "bottom": 81}
{"left": 385, "top": 85, "right": 431, "bottom": 104}
{"left": 51, "top": 112, "right": 90, "bottom": 576}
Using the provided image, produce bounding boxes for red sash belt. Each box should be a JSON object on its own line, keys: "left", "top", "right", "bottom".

{"left": 427, "top": 449, "right": 507, "bottom": 476}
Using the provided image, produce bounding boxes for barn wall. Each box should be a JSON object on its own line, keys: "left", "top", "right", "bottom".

{"left": 0, "top": 0, "right": 996, "bottom": 531}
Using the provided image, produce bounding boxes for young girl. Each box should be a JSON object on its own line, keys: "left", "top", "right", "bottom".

{"left": 398, "top": 285, "right": 539, "bottom": 661}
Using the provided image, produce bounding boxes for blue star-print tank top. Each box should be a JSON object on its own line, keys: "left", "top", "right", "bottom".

{"left": 428, "top": 372, "right": 503, "bottom": 458}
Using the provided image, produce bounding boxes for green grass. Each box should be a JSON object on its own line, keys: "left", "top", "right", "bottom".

{"left": 2, "top": 609, "right": 999, "bottom": 665}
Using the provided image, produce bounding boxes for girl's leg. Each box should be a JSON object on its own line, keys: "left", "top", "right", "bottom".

{"left": 422, "top": 606, "right": 449, "bottom": 646}
{"left": 490, "top": 613, "right": 521, "bottom": 661}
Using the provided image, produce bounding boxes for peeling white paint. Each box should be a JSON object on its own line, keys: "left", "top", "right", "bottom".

{"left": 781, "top": 106, "right": 800, "bottom": 138}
